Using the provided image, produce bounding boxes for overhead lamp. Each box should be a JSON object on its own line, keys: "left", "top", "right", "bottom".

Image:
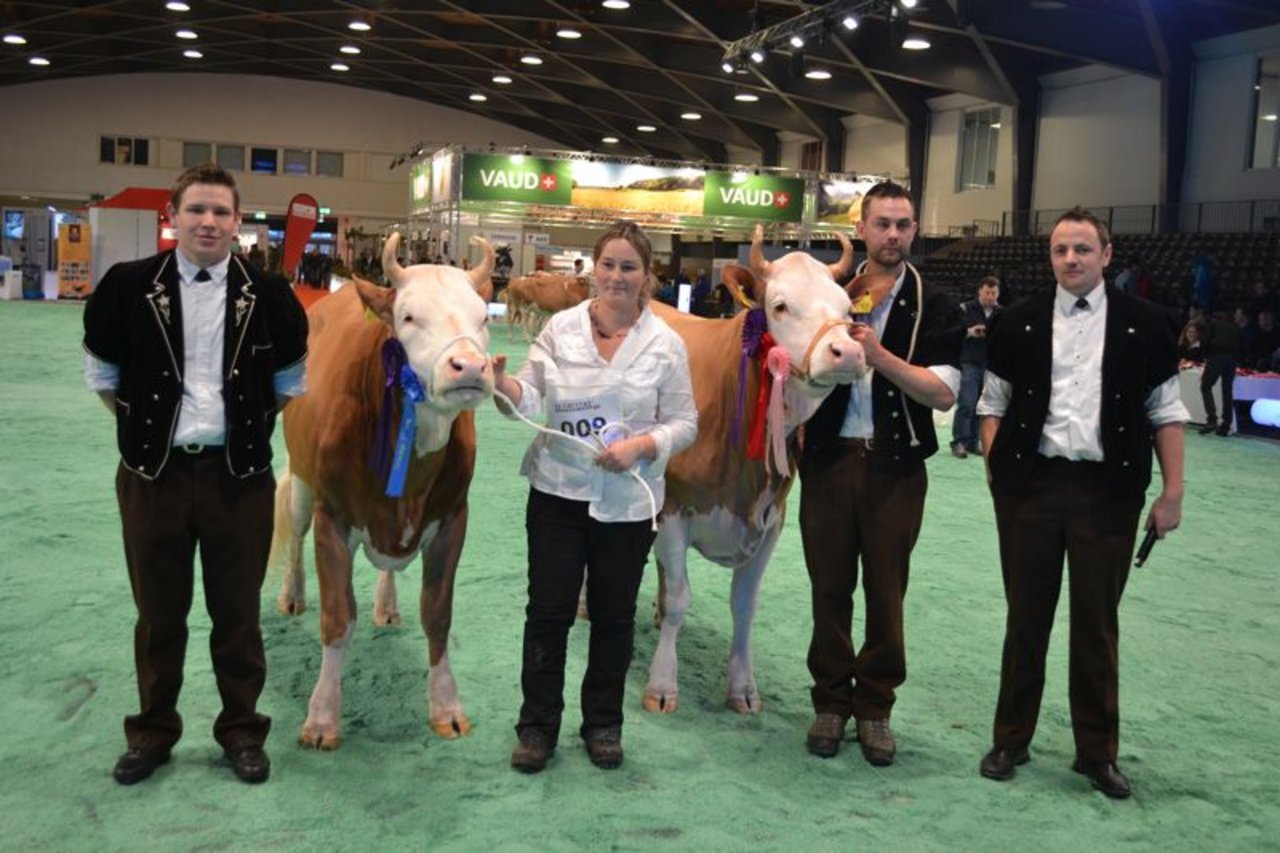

{"left": 734, "top": 91, "right": 760, "bottom": 102}
{"left": 1265, "top": 114, "right": 1279, "bottom": 122}
{"left": 636, "top": 124, "right": 656, "bottom": 132}
{"left": 602, "top": 136, "right": 619, "bottom": 144}
{"left": 183, "top": 49, "right": 203, "bottom": 59}
{"left": 680, "top": 111, "right": 702, "bottom": 120}
{"left": 4, "top": 34, "right": 28, "bottom": 45}
{"left": 492, "top": 74, "right": 513, "bottom": 84}
{"left": 990, "top": 121, "right": 1002, "bottom": 129}
{"left": 469, "top": 93, "right": 488, "bottom": 102}
{"left": 841, "top": 15, "right": 859, "bottom": 31}
{"left": 29, "top": 55, "right": 50, "bottom": 66}
{"left": 901, "top": 0, "right": 919, "bottom": 7}
{"left": 176, "top": 29, "right": 198, "bottom": 39}
{"left": 789, "top": 34, "right": 805, "bottom": 49}
{"left": 556, "top": 27, "right": 582, "bottom": 39}
{"left": 602, "top": 0, "right": 630, "bottom": 8}
{"left": 749, "top": 49, "right": 765, "bottom": 63}
{"left": 340, "top": 45, "right": 361, "bottom": 55}
{"left": 721, "top": 60, "right": 735, "bottom": 73}
{"left": 902, "top": 35, "right": 931, "bottom": 50}
{"left": 166, "top": 1, "right": 191, "bottom": 10}
{"left": 520, "top": 54, "right": 543, "bottom": 65}
{"left": 348, "top": 20, "right": 372, "bottom": 32}
{"left": 330, "top": 62, "right": 350, "bottom": 71}
{"left": 804, "top": 67, "right": 832, "bottom": 81}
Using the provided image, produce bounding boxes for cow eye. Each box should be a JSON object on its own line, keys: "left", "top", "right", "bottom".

{"left": 402, "top": 313, "right": 414, "bottom": 324}
{"left": 772, "top": 302, "right": 788, "bottom": 314}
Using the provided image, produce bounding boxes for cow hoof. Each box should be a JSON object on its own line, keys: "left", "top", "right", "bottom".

{"left": 372, "top": 611, "right": 402, "bottom": 627}
{"left": 277, "top": 596, "right": 306, "bottom": 616}
{"left": 298, "top": 729, "right": 342, "bottom": 750}
{"left": 430, "top": 716, "right": 473, "bottom": 739}
{"left": 726, "top": 693, "right": 764, "bottom": 714}
{"left": 642, "top": 691, "right": 679, "bottom": 714}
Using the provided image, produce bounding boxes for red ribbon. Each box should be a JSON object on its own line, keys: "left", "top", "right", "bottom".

{"left": 746, "top": 332, "right": 777, "bottom": 460}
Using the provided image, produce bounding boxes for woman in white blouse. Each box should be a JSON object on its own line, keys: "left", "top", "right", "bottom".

{"left": 493, "top": 221, "right": 697, "bottom": 773}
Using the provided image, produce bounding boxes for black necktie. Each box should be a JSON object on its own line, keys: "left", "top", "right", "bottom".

{"left": 194, "top": 268, "right": 212, "bottom": 282}
{"left": 1074, "top": 296, "right": 1089, "bottom": 310}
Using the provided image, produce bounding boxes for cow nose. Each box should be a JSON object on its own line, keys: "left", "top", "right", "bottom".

{"left": 448, "top": 352, "right": 488, "bottom": 379}
{"left": 827, "top": 340, "right": 864, "bottom": 369}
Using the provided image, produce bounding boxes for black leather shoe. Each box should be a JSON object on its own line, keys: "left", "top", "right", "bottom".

{"left": 112, "top": 748, "right": 171, "bottom": 785}
{"left": 225, "top": 745, "right": 270, "bottom": 784}
{"left": 1072, "top": 758, "right": 1131, "bottom": 799}
{"left": 1197, "top": 422, "right": 1218, "bottom": 435}
{"left": 583, "top": 727, "right": 624, "bottom": 770}
{"left": 510, "top": 730, "right": 554, "bottom": 774}
{"left": 979, "top": 746, "right": 1030, "bottom": 781}
{"left": 1215, "top": 425, "right": 1231, "bottom": 437}
{"left": 805, "top": 713, "right": 847, "bottom": 758}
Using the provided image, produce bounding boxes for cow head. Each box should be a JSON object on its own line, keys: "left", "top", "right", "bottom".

{"left": 354, "top": 233, "right": 494, "bottom": 415}
{"left": 726, "top": 224, "right": 869, "bottom": 398}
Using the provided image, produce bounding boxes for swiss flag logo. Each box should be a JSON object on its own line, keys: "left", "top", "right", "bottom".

{"left": 540, "top": 173, "right": 558, "bottom": 191}
{"left": 775, "top": 191, "right": 791, "bottom": 208}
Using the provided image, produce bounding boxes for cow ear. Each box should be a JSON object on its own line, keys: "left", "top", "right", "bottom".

{"left": 353, "top": 277, "right": 396, "bottom": 326}
{"left": 721, "top": 264, "right": 764, "bottom": 310}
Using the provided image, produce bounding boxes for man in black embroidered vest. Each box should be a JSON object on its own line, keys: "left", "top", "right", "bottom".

{"left": 82, "top": 164, "right": 308, "bottom": 785}
{"left": 799, "top": 182, "right": 960, "bottom": 766}
{"left": 976, "top": 207, "right": 1186, "bottom": 798}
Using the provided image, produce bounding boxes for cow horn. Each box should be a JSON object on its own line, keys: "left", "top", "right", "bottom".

{"left": 748, "top": 223, "right": 772, "bottom": 277}
{"left": 468, "top": 235, "right": 494, "bottom": 290}
{"left": 828, "top": 231, "right": 854, "bottom": 280}
{"left": 382, "top": 232, "right": 407, "bottom": 289}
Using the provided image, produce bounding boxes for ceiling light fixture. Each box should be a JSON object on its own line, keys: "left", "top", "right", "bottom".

{"left": 340, "top": 45, "right": 361, "bottom": 55}
{"left": 902, "top": 35, "right": 931, "bottom": 50}
{"left": 183, "top": 49, "right": 203, "bottom": 59}
{"left": 492, "top": 74, "right": 513, "bottom": 84}
{"left": 900, "top": 0, "right": 919, "bottom": 8}
{"left": 29, "top": 55, "right": 50, "bottom": 66}
{"left": 556, "top": 27, "right": 582, "bottom": 39}
{"left": 749, "top": 49, "right": 765, "bottom": 63}
{"left": 841, "top": 15, "right": 859, "bottom": 30}
{"left": 804, "top": 68, "right": 832, "bottom": 80}
{"left": 680, "top": 111, "right": 702, "bottom": 120}
{"left": 734, "top": 91, "right": 760, "bottom": 102}
{"left": 330, "top": 62, "right": 350, "bottom": 71}
{"left": 520, "top": 54, "right": 543, "bottom": 65}
{"left": 789, "top": 34, "right": 805, "bottom": 49}
{"left": 637, "top": 124, "right": 656, "bottom": 132}
{"left": 469, "top": 93, "right": 488, "bottom": 102}
{"left": 602, "top": 0, "right": 630, "bottom": 8}
{"left": 602, "top": 136, "right": 619, "bottom": 144}
{"left": 3, "top": 34, "right": 28, "bottom": 45}
{"left": 166, "top": 2, "right": 191, "bottom": 10}
{"left": 348, "top": 20, "right": 372, "bottom": 32}
{"left": 721, "top": 60, "right": 735, "bottom": 74}
{"left": 176, "top": 29, "right": 198, "bottom": 39}
{"left": 1265, "top": 114, "right": 1279, "bottom": 122}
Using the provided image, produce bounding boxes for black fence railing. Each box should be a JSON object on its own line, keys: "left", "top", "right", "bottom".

{"left": 1002, "top": 199, "right": 1280, "bottom": 236}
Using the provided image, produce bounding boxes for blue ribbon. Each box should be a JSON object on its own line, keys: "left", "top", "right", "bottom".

{"left": 385, "top": 363, "right": 426, "bottom": 498}
{"left": 370, "top": 337, "right": 428, "bottom": 498}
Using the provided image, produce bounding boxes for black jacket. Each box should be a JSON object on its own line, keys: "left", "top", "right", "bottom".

{"left": 984, "top": 284, "right": 1179, "bottom": 499}
{"left": 803, "top": 264, "right": 960, "bottom": 469}
{"left": 958, "top": 299, "right": 999, "bottom": 367}
{"left": 83, "top": 250, "right": 307, "bottom": 480}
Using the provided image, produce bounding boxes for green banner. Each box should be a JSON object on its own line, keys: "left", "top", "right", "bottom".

{"left": 461, "top": 154, "right": 572, "bottom": 206}
{"left": 703, "top": 172, "right": 805, "bottom": 223}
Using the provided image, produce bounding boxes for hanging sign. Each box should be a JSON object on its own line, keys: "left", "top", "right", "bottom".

{"left": 461, "top": 154, "right": 572, "bottom": 206}
{"left": 703, "top": 172, "right": 805, "bottom": 223}
{"left": 281, "top": 193, "right": 319, "bottom": 280}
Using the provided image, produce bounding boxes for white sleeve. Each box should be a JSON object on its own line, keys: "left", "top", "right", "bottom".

{"left": 1145, "top": 374, "right": 1189, "bottom": 426}
{"left": 976, "top": 371, "right": 1011, "bottom": 417}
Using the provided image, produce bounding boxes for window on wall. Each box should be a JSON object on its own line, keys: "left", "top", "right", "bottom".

{"left": 183, "top": 141, "right": 212, "bottom": 167}
{"left": 283, "top": 149, "right": 311, "bottom": 176}
{"left": 1250, "top": 54, "right": 1280, "bottom": 170}
{"left": 316, "top": 150, "right": 344, "bottom": 178}
{"left": 99, "top": 135, "right": 151, "bottom": 166}
{"left": 800, "top": 140, "right": 824, "bottom": 172}
{"left": 217, "top": 144, "right": 245, "bottom": 172}
{"left": 957, "top": 108, "right": 1001, "bottom": 191}
{"left": 251, "top": 147, "right": 278, "bottom": 174}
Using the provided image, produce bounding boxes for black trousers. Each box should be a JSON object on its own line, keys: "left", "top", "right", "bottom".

{"left": 516, "top": 488, "right": 656, "bottom": 744}
{"left": 1200, "top": 356, "right": 1236, "bottom": 428}
{"left": 116, "top": 454, "right": 274, "bottom": 752}
{"left": 799, "top": 441, "right": 927, "bottom": 720}
{"left": 990, "top": 457, "right": 1142, "bottom": 763}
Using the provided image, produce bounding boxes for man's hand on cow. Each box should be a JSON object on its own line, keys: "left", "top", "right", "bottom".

{"left": 848, "top": 322, "right": 887, "bottom": 368}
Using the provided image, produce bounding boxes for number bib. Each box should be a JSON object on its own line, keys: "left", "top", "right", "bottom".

{"left": 550, "top": 391, "right": 623, "bottom": 444}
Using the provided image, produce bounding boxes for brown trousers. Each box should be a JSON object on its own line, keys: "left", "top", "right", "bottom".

{"left": 799, "top": 440, "right": 927, "bottom": 720}
{"left": 116, "top": 453, "right": 274, "bottom": 752}
{"left": 991, "top": 456, "right": 1142, "bottom": 763}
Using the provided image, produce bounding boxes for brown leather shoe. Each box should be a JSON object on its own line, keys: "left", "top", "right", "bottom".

{"left": 510, "top": 730, "right": 554, "bottom": 774}
{"left": 856, "top": 718, "right": 896, "bottom": 766}
{"left": 112, "top": 747, "right": 171, "bottom": 785}
{"left": 583, "top": 727, "right": 624, "bottom": 770}
{"left": 979, "top": 745, "right": 1030, "bottom": 781}
{"left": 1072, "top": 758, "right": 1132, "bottom": 799}
{"left": 225, "top": 745, "right": 270, "bottom": 784}
{"left": 805, "top": 713, "right": 847, "bottom": 758}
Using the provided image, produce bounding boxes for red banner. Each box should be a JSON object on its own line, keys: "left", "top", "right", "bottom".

{"left": 281, "top": 193, "right": 319, "bottom": 279}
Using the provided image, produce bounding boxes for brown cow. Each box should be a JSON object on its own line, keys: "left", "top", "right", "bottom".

{"left": 504, "top": 272, "right": 590, "bottom": 341}
{"left": 643, "top": 226, "right": 884, "bottom": 714}
{"left": 272, "top": 233, "right": 495, "bottom": 748}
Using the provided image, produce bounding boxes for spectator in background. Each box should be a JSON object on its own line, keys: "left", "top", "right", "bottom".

{"left": 1114, "top": 261, "right": 1139, "bottom": 295}
{"left": 951, "top": 276, "right": 1001, "bottom": 459}
{"left": 1178, "top": 319, "right": 1203, "bottom": 364}
{"left": 1132, "top": 263, "right": 1153, "bottom": 301}
{"left": 1191, "top": 255, "right": 1216, "bottom": 310}
{"left": 1250, "top": 309, "right": 1280, "bottom": 371}
{"left": 691, "top": 268, "right": 711, "bottom": 317}
{"left": 1248, "top": 279, "right": 1277, "bottom": 318}
{"left": 1198, "top": 309, "right": 1243, "bottom": 436}
{"left": 246, "top": 244, "right": 266, "bottom": 270}
{"left": 654, "top": 274, "right": 676, "bottom": 306}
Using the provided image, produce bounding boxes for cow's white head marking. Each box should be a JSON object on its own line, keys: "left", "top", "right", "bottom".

{"left": 356, "top": 233, "right": 495, "bottom": 415}
{"left": 740, "top": 224, "right": 867, "bottom": 398}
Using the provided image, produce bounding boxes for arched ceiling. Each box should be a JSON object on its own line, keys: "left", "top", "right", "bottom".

{"left": 2, "top": 0, "right": 1278, "bottom": 166}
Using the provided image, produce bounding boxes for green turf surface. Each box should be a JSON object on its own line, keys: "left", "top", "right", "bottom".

{"left": 1, "top": 299, "right": 1275, "bottom": 850}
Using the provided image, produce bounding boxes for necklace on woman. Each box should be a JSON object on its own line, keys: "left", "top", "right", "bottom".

{"left": 589, "top": 300, "right": 634, "bottom": 340}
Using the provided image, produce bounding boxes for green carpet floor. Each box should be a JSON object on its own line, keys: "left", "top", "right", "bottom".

{"left": 2, "top": 300, "right": 1276, "bottom": 851}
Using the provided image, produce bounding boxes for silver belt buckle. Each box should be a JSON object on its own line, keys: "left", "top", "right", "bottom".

{"left": 181, "top": 443, "right": 204, "bottom": 454}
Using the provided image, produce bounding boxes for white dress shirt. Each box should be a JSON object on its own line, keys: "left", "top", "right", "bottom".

{"left": 510, "top": 300, "right": 698, "bottom": 523}
{"left": 977, "top": 284, "right": 1188, "bottom": 460}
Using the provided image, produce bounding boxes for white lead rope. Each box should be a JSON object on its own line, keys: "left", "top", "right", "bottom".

{"left": 492, "top": 387, "right": 660, "bottom": 532}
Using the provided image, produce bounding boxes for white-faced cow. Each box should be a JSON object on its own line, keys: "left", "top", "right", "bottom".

{"left": 273, "top": 233, "right": 495, "bottom": 748}
{"left": 644, "top": 225, "right": 882, "bottom": 714}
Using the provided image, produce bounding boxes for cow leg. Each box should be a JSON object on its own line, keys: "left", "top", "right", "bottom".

{"left": 644, "top": 517, "right": 691, "bottom": 714}
{"left": 300, "top": 504, "right": 356, "bottom": 750}
{"left": 420, "top": 508, "right": 472, "bottom": 739}
{"left": 275, "top": 474, "right": 314, "bottom": 615}
{"left": 725, "top": 528, "right": 779, "bottom": 714}
{"left": 373, "top": 571, "right": 402, "bottom": 626}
